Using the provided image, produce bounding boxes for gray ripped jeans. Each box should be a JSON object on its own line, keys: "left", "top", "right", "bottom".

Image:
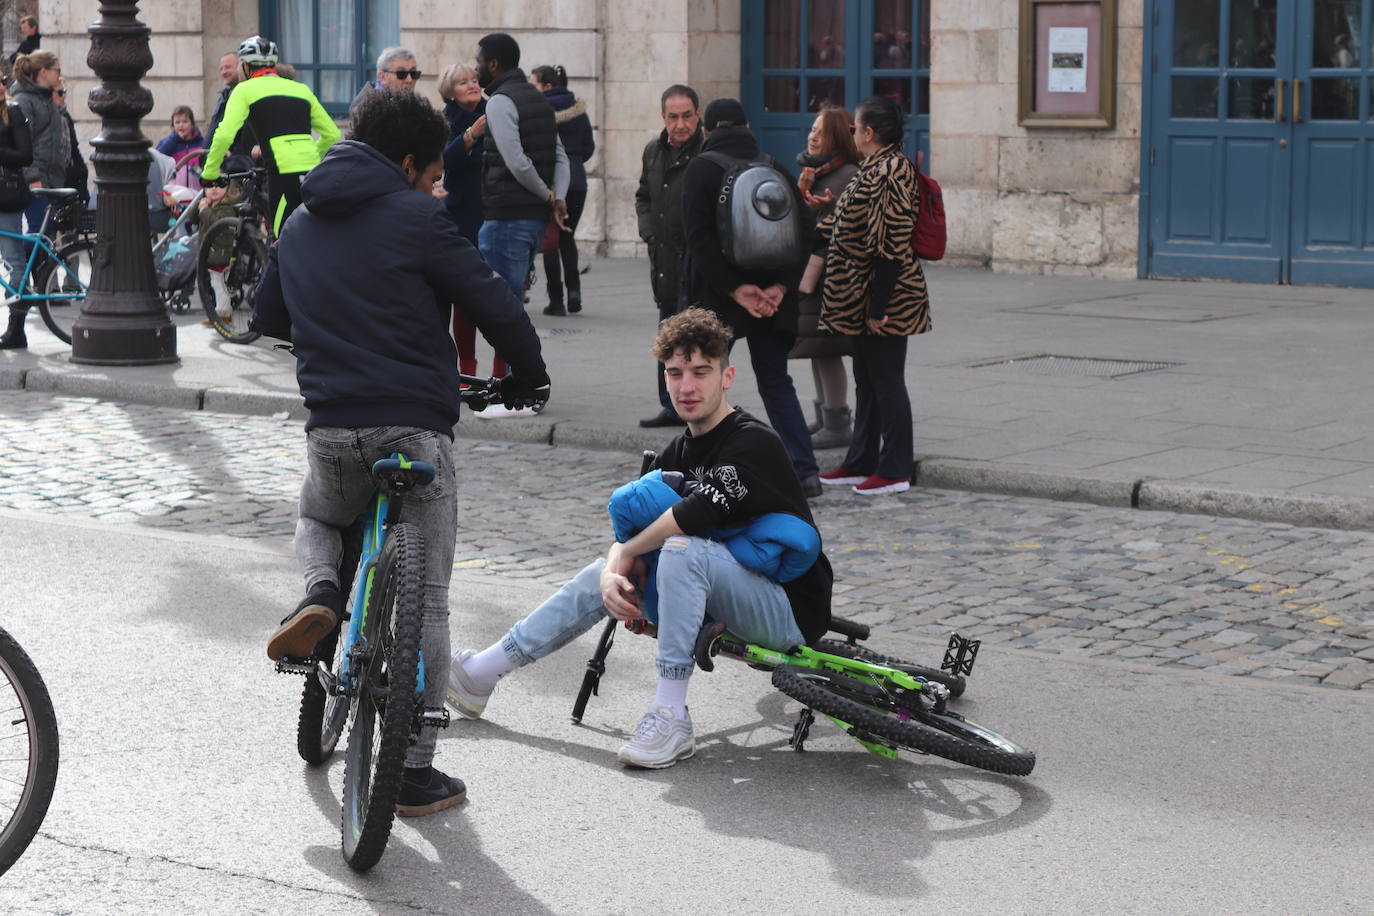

{"left": 295, "top": 426, "right": 457, "bottom": 768}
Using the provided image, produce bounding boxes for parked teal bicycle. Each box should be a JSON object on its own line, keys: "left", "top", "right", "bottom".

{"left": 0, "top": 188, "right": 94, "bottom": 346}
{"left": 276, "top": 376, "right": 512, "bottom": 872}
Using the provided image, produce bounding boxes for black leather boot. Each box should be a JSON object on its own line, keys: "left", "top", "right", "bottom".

{"left": 0, "top": 309, "right": 26, "bottom": 350}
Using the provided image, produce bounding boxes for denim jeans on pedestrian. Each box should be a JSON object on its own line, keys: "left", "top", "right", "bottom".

{"left": 295, "top": 425, "right": 458, "bottom": 768}
{"left": 0, "top": 208, "right": 25, "bottom": 295}
{"left": 478, "top": 218, "right": 546, "bottom": 303}
{"left": 735, "top": 331, "right": 819, "bottom": 480}
{"left": 501, "top": 535, "right": 805, "bottom": 681}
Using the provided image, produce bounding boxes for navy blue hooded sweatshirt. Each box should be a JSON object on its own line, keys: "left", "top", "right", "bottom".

{"left": 254, "top": 140, "right": 546, "bottom": 434}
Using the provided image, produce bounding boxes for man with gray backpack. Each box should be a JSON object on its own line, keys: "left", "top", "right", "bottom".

{"left": 680, "top": 98, "right": 821, "bottom": 497}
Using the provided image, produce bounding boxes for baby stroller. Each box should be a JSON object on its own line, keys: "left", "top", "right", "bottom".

{"left": 152, "top": 184, "right": 202, "bottom": 314}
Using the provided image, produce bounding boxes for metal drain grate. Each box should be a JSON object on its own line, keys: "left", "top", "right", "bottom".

{"left": 969, "top": 354, "right": 1181, "bottom": 378}
{"left": 540, "top": 327, "right": 588, "bottom": 337}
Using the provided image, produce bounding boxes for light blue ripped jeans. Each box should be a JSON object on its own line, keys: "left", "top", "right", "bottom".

{"left": 502, "top": 535, "right": 806, "bottom": 680}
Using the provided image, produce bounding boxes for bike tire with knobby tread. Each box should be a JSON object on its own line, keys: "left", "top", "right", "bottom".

{"left": 771, "top": 667, "right": 1034, "bottom": 776}
{"left": 812, "top": 638, "right": 966, "bottom": 698}
{"left": 196, "top": 216, "right": 264, "bottom": 344}
{"left": 0, "top": 628, "right": 59, "bottom": 876}
{"left": 296, "top": 526, "right": 363, "bottom": 765}
{"left": 340, "top": 523, "right": 425, "bottom": 872}
{"left": 35, "top": 239, "right": 95, "bottom": 345}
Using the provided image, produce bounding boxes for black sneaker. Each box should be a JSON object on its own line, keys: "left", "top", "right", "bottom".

{"left": 266, "top": 587, "right": 343, "bottom": 661}
{"left": 638, "top": 408, "right": 688, "bottom": 428}
{"left": 395, "top": 766, "right": 467, "bottom": 817}
{"left": 567, "top": 289, "right": 582, "bottom": 313}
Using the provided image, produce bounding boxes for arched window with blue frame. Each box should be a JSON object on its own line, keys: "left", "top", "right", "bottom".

{"left": 258, "top": 0, "right": 400, "bottom": 117}
{"left": 742, "top": 0, "right": 931, "bottom": 168}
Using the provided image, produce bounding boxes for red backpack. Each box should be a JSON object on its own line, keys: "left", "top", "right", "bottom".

{"left": 910, "top": 152, "right": 946, "bottom": 261}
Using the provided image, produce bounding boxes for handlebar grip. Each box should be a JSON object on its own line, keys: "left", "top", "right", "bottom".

{"left": 827, "top": 616, "right": 870, "bottom": 643}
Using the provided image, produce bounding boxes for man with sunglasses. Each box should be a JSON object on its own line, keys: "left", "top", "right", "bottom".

{"left": 349, "top": 47, "right": 421, "bottom": 118}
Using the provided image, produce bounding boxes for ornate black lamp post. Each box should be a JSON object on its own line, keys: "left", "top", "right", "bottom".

{"left": 71, "top": 0, "right": 176, "bottom": 365}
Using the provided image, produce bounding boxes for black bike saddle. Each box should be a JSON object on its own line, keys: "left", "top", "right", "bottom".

{"left": 371, "top": 456, "right": 436, "bottom": 493}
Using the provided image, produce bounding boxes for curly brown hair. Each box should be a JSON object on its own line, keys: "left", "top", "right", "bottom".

{"left": 650, "top": 307, "right": 733, "bottom": 364}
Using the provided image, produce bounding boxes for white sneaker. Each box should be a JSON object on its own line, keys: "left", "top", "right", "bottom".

{"left": 445, "top": 648, "right": 494, "bottom": 719}
{"left": 616, "top": 705, "right": 694, "bottom": 769}
{"left": 209, "top": 269, "right": 234, "bottom": 320}
{"left": 472, "top": 404, "right": 538, "bottom": 419}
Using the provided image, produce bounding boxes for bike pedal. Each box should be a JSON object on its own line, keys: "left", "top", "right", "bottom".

{"left": 941, "top": 632, "right": 980, "bottom": 677}
{"left": 274, "top": 657, "right": 313, "bottom": 676}
{"left": 420, "top": 707, "right": 451, "bottom": 730}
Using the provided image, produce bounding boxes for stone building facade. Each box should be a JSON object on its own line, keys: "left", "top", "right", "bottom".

{"left": 29, "top": 1, "right": 1374, "bottom": 287}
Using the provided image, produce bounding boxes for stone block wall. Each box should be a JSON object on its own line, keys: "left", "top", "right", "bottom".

{"left": 38, "top": 0, "right": 250, "bottom": 156}
{"left": 403, "top": 0, "right": 739, "bottom": 258}
{"left": 930, "top": 0, "right": 1144, "bottom": 278}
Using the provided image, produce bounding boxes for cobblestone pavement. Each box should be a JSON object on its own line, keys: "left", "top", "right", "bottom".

{"left": 2, "top": 391, "right": 1371, "bottom": 689}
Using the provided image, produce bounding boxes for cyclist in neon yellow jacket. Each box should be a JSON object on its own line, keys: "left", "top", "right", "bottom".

{"left": 201, "top": 36, "right": 340, "bottom": 236}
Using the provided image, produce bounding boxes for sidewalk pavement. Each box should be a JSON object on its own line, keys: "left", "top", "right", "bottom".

{"left": 3, "top": 259, "right": 1373, "bottom": 530}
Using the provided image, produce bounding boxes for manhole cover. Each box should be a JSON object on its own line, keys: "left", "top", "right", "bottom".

{"left": 969, "top": 355, "right": 1180, "bottom": 377}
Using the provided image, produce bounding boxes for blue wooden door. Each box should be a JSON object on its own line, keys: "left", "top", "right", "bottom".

{"left": 742, "top": 0, "right": 930, "bottom": 168}
{"left": 1146, "top": 0, "right": 1297, "bottom": 283}
{"left": 1289, "top": 0, "right": 1374, "bottom": 285}
{"left": 1146, "top": 0, "right": 1374, "bottom": 286}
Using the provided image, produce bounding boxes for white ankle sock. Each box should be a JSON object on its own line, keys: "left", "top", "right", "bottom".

{"left": 652, "top": 677, "right": 690, "bottom": 718}
{"left": 464, "top": 643, "right": 517, "bottom": 687}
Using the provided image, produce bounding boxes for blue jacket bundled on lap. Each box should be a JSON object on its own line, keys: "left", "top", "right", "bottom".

{"left": 608, "top": 470, "right": 821, "bottom": 624}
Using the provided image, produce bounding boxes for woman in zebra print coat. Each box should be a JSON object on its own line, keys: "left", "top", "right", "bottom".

{"left": 814, "top": 95, "right": 930, "bottom": 496}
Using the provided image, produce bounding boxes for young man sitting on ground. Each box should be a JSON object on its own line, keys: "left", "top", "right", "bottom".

{"left": 446, "top": 308, "right": 833, "bottom": 768}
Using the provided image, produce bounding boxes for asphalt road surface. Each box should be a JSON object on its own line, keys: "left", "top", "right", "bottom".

{"left": 0, "top": 396, "right": 1370, "bottom": 913}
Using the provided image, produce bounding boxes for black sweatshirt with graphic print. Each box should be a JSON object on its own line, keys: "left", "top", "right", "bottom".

{"left": 654, "top": 408, "right": 833, "bottom": 644}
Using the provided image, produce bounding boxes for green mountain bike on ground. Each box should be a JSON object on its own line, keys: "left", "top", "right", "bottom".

{"left": 573, "top": 453, "right": 1036, "bottom": 777}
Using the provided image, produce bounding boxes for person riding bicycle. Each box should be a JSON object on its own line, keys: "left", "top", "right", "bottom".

{"left": 199, "top": 36, "right": 339, "bottom": 237}
{"left": 447, "top": 308, "right": 833, "bottom": 769}
{"left": 255, "top": 89, "right": 550, "bottom": 815}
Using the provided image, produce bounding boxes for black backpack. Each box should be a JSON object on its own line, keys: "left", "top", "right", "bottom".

{"left": 700, "top": 152, "right": 804, "bottom": 273}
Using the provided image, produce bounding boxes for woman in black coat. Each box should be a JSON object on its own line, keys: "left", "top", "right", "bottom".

{"left": 438, "top": 63, "right": 500, "bottom": 378}
{"left": 532, "top": 65, "right": 594, "bottom": 315}
{"left": 0, "top": 80, "right": 33, "bottom": 318}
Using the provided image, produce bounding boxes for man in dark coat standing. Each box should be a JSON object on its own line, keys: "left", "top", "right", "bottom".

{"left": 8, "top": 16, "right": 39, "bottom": 65}
{"left": 679, "top": 98, "right": 821, "bottom": 497}
{"left": 635, "top": 84, "right": 703, "bottom": 428}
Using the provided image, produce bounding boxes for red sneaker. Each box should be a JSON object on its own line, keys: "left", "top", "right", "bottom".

{"left": 819, "top": 466, "right": 865, "bottom": 486}
{"left": 852, "top": 475, "right": 910, "bottom": 495}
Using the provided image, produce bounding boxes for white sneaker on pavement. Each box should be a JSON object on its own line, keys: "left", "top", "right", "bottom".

{"left": 445, "top": 648, "right": 494, "bottom": 719}
{"left": 616, "top": 705, "right": 694, "bottom": 769}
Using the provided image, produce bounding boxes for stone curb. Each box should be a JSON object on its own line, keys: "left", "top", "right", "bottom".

{"left": 1136, "top": 480, "right": 1374, "bottom": 531}
{"left": 10, "top": 371, "right": 1374, "bottom": 533}
{"left": 915, "top": 457, "right": 1138, "bottom": 508}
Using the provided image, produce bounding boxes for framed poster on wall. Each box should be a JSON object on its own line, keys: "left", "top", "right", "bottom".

{"left": 1018, "top": 0, "right": 1117, "bottom": 128}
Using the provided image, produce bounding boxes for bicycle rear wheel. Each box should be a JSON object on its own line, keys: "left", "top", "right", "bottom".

{"left": 196, "top": 216, "right": 263, "bottom": 344}
{"left": 35, "top": 239, "right": 95, "bottom": 345}
{"left": 0, "top": 628, "right": 59, "bottom": 876}
{"left": 341, "top": 523, "right": 425, "bottom": 872}
{"left": 772, "top": 666, "right": 1034, "bottom": 776}
{"left": 812, "top": 638, "right": 966, "bottom": 698}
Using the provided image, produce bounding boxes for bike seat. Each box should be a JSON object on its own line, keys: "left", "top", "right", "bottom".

{"left": 32, "top": 188, "right": 80, "bottom": 202}
{"left": 371, "top": 457, "right": 436, "bottom": 493}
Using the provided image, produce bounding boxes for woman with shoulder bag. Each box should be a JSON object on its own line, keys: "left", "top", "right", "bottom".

{"left": 790, "top": 103, "right": 860, "bottom": 450}
{"left": 814, "top": 95, "right": 930, "bottom": 496}
{"left": 0, "top": 79, "right": 34, "bottom": 333}
{"left": 4, "top": 49, "right": 69, "bottom": 349}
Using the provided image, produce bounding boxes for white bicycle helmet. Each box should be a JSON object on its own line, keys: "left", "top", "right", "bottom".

{"left": 237, "top": 35, "right": 279, "bottom": 69}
